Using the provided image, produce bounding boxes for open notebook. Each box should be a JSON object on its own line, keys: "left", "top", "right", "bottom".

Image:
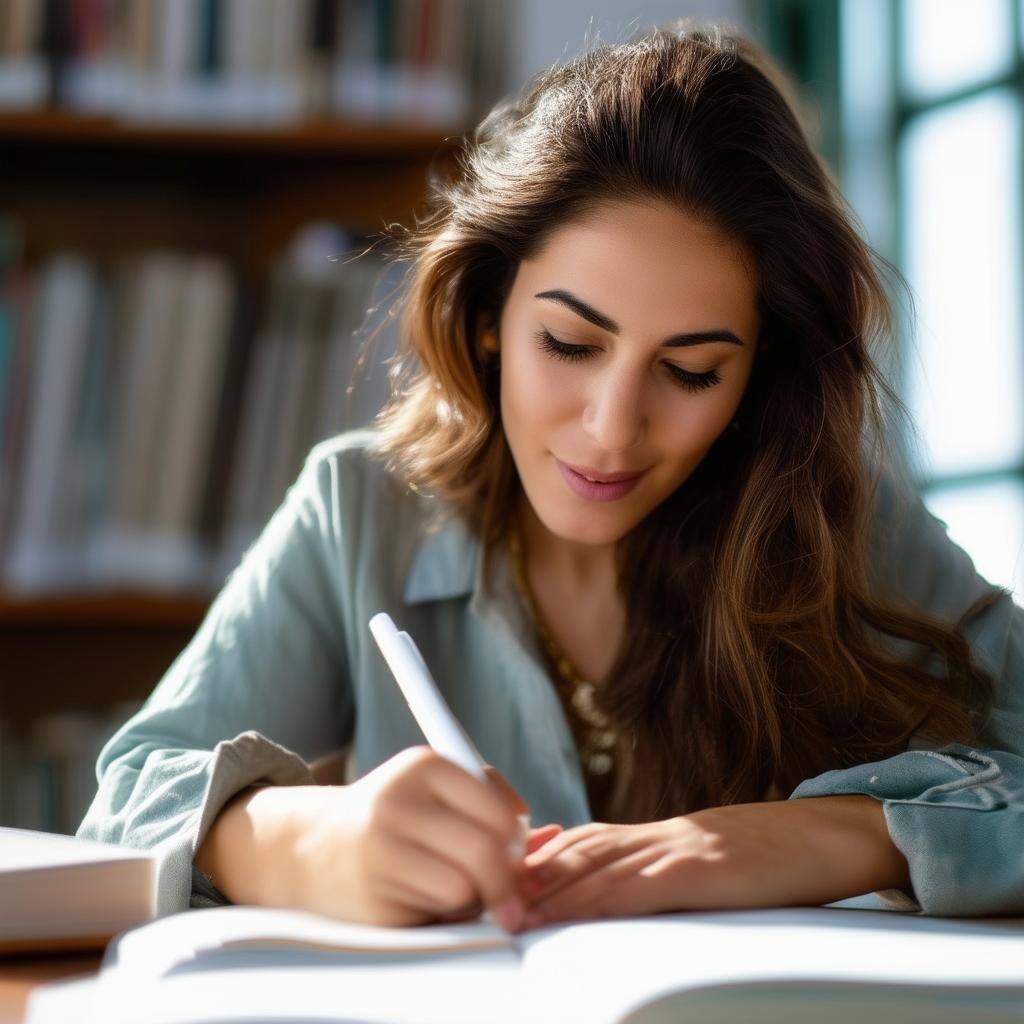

{"left": 84, "top": 896, "right": 1024, "bottom": 1024}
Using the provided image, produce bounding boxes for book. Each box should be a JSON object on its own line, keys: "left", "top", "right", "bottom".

{"left": 86, "top": 897, "right": 1024, "bottom": 1024}
{"left": 0, "top": 826, "right": 156, "bottom": 955}
{"left": 152, "top": 255, "right": 237, "bottom": 576}
{"left": 3, "top": 253, "right": 97, "bottom": 593}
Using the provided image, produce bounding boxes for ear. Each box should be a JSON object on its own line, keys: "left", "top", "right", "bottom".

{"left": 479, "top": 329, "right": 499, "bottom": 358}
{"left": 477, "top": 312, "right": 500, "bottom": 354}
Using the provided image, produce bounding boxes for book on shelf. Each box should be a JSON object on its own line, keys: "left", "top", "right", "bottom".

{"left": 0, "top": 253, "right": 33, "bottom": 566}
{"left": 31, "top": 898, "right": 1024, "bottom": 1024}
{"left": 0, "top": 702, "right": 143, "bottom": 834}
{"left": 0, "top": 0, "right": 48, "bottom": 109}
{"left": 3, "top": 253, "right": 96, "bottom": 591}
{"left": 0, "top": 221, "right": 399, "bottom": 597}
{"left": 0, "top": 0, "right": 508, "bottom": 128}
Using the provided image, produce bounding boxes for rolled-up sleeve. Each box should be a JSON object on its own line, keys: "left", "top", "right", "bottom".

{"left": 76, "top": 445, "right": 355, "bottom": 916}
{"left": 788, "top": 466, "right": 1024, "bottom": 916}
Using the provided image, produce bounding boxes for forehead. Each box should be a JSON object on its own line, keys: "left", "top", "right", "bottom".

{"left": 515, "top": 200, "right": 759, "bottom": 332}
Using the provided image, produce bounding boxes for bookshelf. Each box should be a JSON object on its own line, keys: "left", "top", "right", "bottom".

{"left": 0, "top": 112, "right": 459, "bottom": 725}
{"left": 0, "top": 110, "right": 455, "bottom": 833}
{"left": 0, "top": 0, "right": 510, "bottom": 833}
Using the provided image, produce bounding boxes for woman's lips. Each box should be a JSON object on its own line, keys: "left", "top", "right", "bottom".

{"left": 554, "top": 457, "right": 647, "bottom": 502}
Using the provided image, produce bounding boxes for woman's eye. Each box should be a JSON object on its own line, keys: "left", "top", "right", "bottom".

{"left": 663, "top": 363, "right": 721, "bottom": 393}
{"left": 533, "top": 328, "right": 593, "bottom": 361}
{"left": 532, "top": 328, "right": 722, "bottom": 393}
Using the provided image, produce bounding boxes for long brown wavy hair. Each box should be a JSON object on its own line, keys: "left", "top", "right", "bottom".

{"left": 364, "top": 19, "right": 1006, "bottom": 821}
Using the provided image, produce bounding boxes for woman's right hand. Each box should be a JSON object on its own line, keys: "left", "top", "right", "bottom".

{"left": 264, "top": 745, "right": 534, "bottom": 930}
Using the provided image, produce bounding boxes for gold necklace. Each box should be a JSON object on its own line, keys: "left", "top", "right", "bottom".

{"left": 507, "top": 521, "right": 618, "bottom": 777}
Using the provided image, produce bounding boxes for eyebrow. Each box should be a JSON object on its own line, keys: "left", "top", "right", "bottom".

{"left": 533, "top": 289, "right": 744, "bottom": 347}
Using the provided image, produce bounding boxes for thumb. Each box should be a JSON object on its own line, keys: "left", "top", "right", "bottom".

{"left": 483, "top": 764, "right": 529, "bottom": 815}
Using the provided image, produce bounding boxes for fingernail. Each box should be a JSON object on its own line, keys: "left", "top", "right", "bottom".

{"left": 496, "top": 899, "right": 524, "bottom": 932}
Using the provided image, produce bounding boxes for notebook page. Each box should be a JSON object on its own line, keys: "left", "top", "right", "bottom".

{"left": 102, "top": 905, "right": 517, "bottom": 977}
{"left": 96, "top": 907, "right": 524, "bottom": 1024}
{"left": 518, "top": 905, "right": 1024, "bottom": 1024}
{"left": 95, "top": 947, "right": 524, "bottom": 1024}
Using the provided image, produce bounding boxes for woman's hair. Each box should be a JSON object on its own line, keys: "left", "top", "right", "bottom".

{"left": 365, "top": 18, "right": 1006, "bottom": 821}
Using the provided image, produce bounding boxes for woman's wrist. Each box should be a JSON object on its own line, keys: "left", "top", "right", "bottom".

{"left": 681, "top": 793, "right": 912, "bottom": 909}
{"left": 839, "top": 794, "right": 913, "bottom": 894}
{"left": 789, "top": 793, "right": 912, "bottom": 898}
{"left": 194, "top": 784, "right": 307, "bottom": 907}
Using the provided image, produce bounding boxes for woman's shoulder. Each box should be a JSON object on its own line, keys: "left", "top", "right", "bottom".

{"left": 297, "top": 428, "right": 476, "bottom": 602}
{"left": 298, "top": 427, "right": 444, "bottom": 539}
{"left": 302, "top": 427, "right": 408, "bottom": 499}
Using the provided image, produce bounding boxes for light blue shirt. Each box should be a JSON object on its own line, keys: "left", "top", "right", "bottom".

{"left": 77, "top": 429, "right": 1024, "bottom": 918}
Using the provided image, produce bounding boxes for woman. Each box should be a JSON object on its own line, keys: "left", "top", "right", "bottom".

{"left": 78, "top": 20, "right": 1023, "bottom": 933}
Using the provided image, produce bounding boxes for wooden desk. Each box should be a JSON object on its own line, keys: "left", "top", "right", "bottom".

{"left": 0, "top": 953, "right": 102, "bottom": 1024}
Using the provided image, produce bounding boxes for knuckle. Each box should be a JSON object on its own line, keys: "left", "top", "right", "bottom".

{"left": 439, "top": 873, "right": 476, "bottom": 910}
{"left": 397, "top": 745, "right": 436, "bottom": 774}
{"left": 365, "top": 790, "right": 394, "bottom": 830}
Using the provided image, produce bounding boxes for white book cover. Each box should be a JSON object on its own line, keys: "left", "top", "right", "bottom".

{"left": 97, "top": 251, "right": 189, "bottom": 588}
{"left": 0, "top": 826, "right": 156, "bottom": 953}
{"left": 4, "top": 253, "right": 97, "bottom": 592}
{"left": 153, "top": 255, "right": 236, "bottom": 548}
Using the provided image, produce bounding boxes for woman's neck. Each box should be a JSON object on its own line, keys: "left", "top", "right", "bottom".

{"left": 515, "top": 492, "right": 618, "bottom": 592}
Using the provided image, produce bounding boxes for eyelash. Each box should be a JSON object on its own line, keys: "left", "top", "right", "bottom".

{"left": 532, "top": 329, "right": 722, "bottom": 393}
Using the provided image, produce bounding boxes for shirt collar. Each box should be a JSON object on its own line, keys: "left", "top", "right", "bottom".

{"left": 403, "top": 515, "right": 480, "bottom": 604}
{"left": 402, "top": 509, "right": 539, "bottom": 665}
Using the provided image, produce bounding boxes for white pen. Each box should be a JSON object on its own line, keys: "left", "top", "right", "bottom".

{"left": 368, "top": 612, "right": 530, "bottom": 861}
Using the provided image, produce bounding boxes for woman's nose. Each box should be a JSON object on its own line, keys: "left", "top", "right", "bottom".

{"left": 582, "top": 369, "right": 647, "bottom": 452}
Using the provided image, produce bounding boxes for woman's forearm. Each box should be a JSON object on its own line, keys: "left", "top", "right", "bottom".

{"left": 686, "top": 793, "right": 912, "bottom": 908}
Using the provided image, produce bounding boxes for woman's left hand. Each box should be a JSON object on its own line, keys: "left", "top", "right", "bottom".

{"left": 517, "top": 795, "right": 910, "bottom": 929}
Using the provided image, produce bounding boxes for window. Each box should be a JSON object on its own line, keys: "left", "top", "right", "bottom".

{"left": 827, "top": 0, "right": 1024, "bottom": 602}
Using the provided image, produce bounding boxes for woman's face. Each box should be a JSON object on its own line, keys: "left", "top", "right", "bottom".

{"left": 492, "top": 199, "right": 762, "bottom": 548}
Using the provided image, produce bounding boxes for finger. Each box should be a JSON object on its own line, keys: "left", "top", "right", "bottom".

{"left": 393, "top": 799, "right": 521, "bottom": 916}
{"left": 522, "top": 830, "right": 622, "bottom": 900}
{"left": 378, "top": 832, "right": 481, "bottom": 916}
{"left": 524, "top": 824, "right": 563, "bottom": 855}
{"left": 421, "top": 754, "right": 523, "bottom": 853}
{"left": 375, "top": 873, "right": 446, "bottom": 922}
{"left": 383, "top": 870, "right": 483, "bottom": 924}
{"left": 514, "top": 826, "right": 565, "bottom": 901}
{"left": 524, "top": 845, "right": 670, "bottom": 926}
{"left": 523, "top": 822, "right": 608, "bottom": 871}
{"left": 483, "top": 765, "right": 529, "bottom": 814}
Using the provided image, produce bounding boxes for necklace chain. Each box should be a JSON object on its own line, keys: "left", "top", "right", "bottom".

{"left": 507, "top": 521, "right": 618, "bottom": 776}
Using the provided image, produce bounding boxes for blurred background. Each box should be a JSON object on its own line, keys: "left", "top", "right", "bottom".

{"left": 1, "top": 0, "right": 1021, "bottom": 834}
